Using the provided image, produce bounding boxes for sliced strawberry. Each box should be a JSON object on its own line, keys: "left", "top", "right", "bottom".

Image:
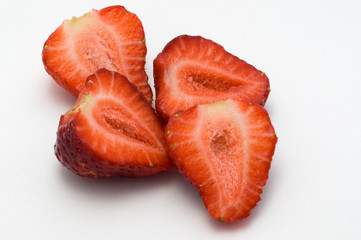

{"left": 55, "top": 69, "right": 170, "bottom": 178}
{"left": 154, "top": 35, "right": 270, "bottom": 120}
{"left": 165, "top": 100, "right": 277, "bottom": 222}
{"left": 42, "top": 5, "right": 152, "bottom": 101}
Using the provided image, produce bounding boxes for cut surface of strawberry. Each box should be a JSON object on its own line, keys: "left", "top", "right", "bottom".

{"left": 165, "top": 100, "right": 277, "bottom": 222}
{"left": 43, "top": 5, "right": 152, "bottom": 101}
{"left": 154, "top": 35, "right": 270, "bottom": 120}
{"left": 55, "top": 69, "right": 170, "bottom": 178}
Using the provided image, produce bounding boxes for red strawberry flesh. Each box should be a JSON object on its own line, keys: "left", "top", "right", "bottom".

{"left": 154, "top": 35, "right": 270, "bottom": 120}
{"left": 42, "top": 5, "right": 152, "bottom": 101}
{"left": 55, "top": 69, "right": 170, "bottom": 177}
{"left": 165, "top": 100, "right": 277, "bottom": 222}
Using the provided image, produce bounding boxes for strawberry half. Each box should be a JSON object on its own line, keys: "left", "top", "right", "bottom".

{"left": 42, "top": 5, "right": 152, "bottom": 102}
{"left": 55, "top": 69, "right": 171, "bottom": 178}
{"left": 165, "top": 100, "right": 277, "bottom": 222}
{"left": 154, "top": 35, "right": 270, "bottom": 120}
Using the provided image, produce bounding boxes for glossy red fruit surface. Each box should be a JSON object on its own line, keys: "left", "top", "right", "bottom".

{"left": 165, "top": 99, "right": 277, "bottom": 222}
{"left": 55, "top": 69, "right": 171, "bottom": 178}
{"left": 154, "top": 35, "right": 270, "bottom": 120}
{"left": 43, "top": 5, "right": 152, "bottom": 101}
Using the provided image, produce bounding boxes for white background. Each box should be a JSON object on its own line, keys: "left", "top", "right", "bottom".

{"left": 1, "top": 0, "right": 360, "bottom": 239}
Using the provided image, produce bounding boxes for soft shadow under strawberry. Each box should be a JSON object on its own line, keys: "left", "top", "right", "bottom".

{"left": 47, "top": 76, "right": 76, "bottom": 108}
{"left": 57, "top": 166, "right": 179, "bottom": 201}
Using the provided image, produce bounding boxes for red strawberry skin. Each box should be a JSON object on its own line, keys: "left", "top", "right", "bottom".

{"left": 165, "top": 100, "right": 277, "bottom": 222}
{"left": 55, "top": 69, "right": 171, "bottom": 178}
{"left": 42, "top": 5, "right": 152, "bottom": 101}
{"left": 154, "top": 35, "right": 270, "bottom": 120}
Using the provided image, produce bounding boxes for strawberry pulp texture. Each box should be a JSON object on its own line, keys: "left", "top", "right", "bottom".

{"left": 42, "top": 5, "right": 152, "bottom": 101}
{"left": 154, "top": 35, "right": 270, "bottom": 120}
{"left": 55, "top": 69, "right": 171, "bottom": 178}
{"left": 165, "top": 100, "right": 277, "bottom": 222}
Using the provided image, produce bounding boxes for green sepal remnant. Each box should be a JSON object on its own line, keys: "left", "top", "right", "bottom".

{"left": 66, "top": 94, "right": 88, "bottom": 116}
